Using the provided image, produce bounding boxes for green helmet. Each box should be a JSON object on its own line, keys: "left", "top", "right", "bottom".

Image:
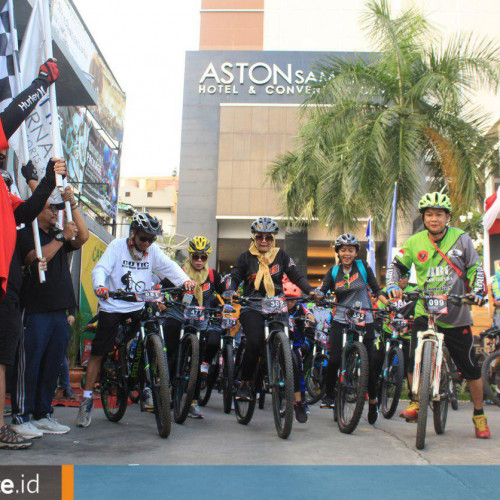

{"left": 418, "top": 192, "right": 452, "bottom": 214}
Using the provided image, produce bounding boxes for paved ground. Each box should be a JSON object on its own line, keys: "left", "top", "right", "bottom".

{"left": 4, "top": 396, "right": 500, "bottom": 465}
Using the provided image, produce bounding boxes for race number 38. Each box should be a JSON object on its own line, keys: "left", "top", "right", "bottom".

{"left": 424, "top": 295, "right": 448, "bottom": 314}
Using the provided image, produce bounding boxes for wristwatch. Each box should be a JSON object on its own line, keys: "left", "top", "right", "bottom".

{"left": 55, "top": 232, "right": 67, "bottom": 243}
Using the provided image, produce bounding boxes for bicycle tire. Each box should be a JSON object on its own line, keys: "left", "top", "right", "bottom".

{"left": 416, "top": 341, "right": 433, "bottom": 450}
{"left": 258, "top": 389, "right": 266, "bottom": 409}
{"left": 336, "top": 341, "right": 368, "bottom": 434}
{"left": 100, "top": 346, "right": 128, "bottom": 423}
{"left": 146, "top": 334, "right": 172, "bottom": 438}
{"left": 433, "top": 350, "right": 449, "bottom": 435}
{"left": 173, "top": 334, "right": 199, "bottom": 424}
{"left": 305, "top": 353, "right": 328, "bottom": 405}
{"left": 198, "top": 364, "right": 215, "bottom": 407}
{"left": 271, "top": 330, "right": 294, "bottom": 439}
{"left": 482, "top": 350, "right": 500, "bottom": 407}
{"left": 222, "top": 344, "right": 234, "bottom": 414}
{"left": 234, "top": 341, "right": 256, "bottom": 425}
{"left": 381, "top": 346, "right": 404, "bottom": 419}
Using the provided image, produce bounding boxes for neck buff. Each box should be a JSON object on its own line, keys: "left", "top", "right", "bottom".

{"left": 249, "top": 240, "right": 280, "bottom": 298}
{"left": 127, "top": 238, "right": 149, "bottom": 261}
{"left": 184, "top": 260, "right": 209, "bottom": 306}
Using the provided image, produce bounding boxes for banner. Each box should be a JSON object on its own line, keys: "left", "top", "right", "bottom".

{"left": 79, "top": 232, "right": 107, "bottom": 324}
{"left": 82, "top": 125, "right": 119, "bottom": 218}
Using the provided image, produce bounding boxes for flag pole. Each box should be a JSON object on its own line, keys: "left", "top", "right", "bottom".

{"left": 8, "top": 0, "right": 45, "bottom": 283}
{"left": 40, "top": 0, "right": 72, "bottom": 223}
{"left": 387, "top": 181, "right": 398, "bottom": 269}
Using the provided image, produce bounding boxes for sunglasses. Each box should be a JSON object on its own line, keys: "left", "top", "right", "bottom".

{"left": 255, "top": 234, "right": 274, "bottom": 242}
{"left": 343, "top": 273, "right": 350, "bottom": 289}
{"left": 47, "top": 205, "right": 59, "bottom": 213}
{"left": 192, "top": 254, "right": 208, "bottom": 262}
{"left": 138, "top": 235, "right": 156, "bottom": 243}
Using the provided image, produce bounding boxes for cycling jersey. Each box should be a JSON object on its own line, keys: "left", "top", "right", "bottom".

{"left": 386, "top": 227, "right": 486, "bottom": 328}
{"left": 91, "top": 238, "right": 189, "bottom": 314}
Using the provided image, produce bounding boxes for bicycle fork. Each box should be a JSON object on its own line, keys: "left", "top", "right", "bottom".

{"left": 412, "top": 330, "right": 444, "bottom": 400}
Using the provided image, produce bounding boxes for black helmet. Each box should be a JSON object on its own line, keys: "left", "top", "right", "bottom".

{"left": 251, "top": 217, "right": 279, "bottom": 234}
{"left": 334, "top": 233, "right": 360, "bottom": 252}
{"left": 130, "top": 212, "right": 163, "bottom": 236}
{"left": 1, "top": 169, "right": 13, "bottom": 190}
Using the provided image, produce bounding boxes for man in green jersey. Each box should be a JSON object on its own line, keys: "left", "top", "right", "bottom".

{"left": 386, "top": 192, "right": 490, "bottom": 439}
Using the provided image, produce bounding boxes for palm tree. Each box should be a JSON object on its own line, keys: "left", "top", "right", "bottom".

{"left": 268, "top": 0, "right": 500, "bottom": 234}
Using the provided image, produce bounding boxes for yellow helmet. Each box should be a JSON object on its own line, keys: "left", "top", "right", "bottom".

{"left": 188, "top": 236, "right": 212, "bottom": 254}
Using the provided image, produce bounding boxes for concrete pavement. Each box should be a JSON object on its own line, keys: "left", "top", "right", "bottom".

{"left": 3, "top": 396, "right": 500, "bottom": 465}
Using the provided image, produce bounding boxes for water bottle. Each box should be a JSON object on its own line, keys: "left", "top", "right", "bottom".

{"left": 129, "top": 338, "right": 138, "bottom": 361}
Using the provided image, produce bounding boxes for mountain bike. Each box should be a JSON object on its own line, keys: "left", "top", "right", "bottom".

{"left": 403, "top": 290, "right": 480, "bottom": 450}
{"left": 100, "top": 288, "right": 172, "bottom": 438}
{"left": 376, "top": 309, "right": 411, "bottom": 419}
{"left": 481, "top": 327, "right": 500, "bottom": 406}
{"left": 303, "top": 325, "right": 329, "bottom": 405}
{"left": 230, "top": 295, "right": 295, "bottom": 439}
{"left": 198, "top": 307, "right": 236, "bottom": 414}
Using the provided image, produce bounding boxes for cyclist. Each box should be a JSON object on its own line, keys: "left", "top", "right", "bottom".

{"left": 491, "top": 260, "right": 500, "bottom": 328}
{"left": 159, "top": 236, "right": 226, "bottom": 419}
{"left": 76, "top": 213, "right": 194, "bottom": 428}
{"left": 224, "top": 217, "right": 322, "bottom": 401}
{"left": 386, "top": 192, "right": 490, "bottom": 439}
{"left": 283, "top": 278, "right": 316, "bottom": 423}
{"left": 319, "top": 233, "right": 389, "bottom": 424}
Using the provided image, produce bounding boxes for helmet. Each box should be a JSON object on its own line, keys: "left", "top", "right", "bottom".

{"left": 283, "top": 280, "right": 301, "bottom": 298}
{"left": 1, "top": 169, "right": 13, "bottom": 190}
{"left": 334, "top": 233, "right": 360, "bottom": 252}
{"left": 188, "top": 236, "right": 212, "bottom": 255}
{"left": 418, "top": 192, "right": 452, "bottom": 214}
{"left": 130, "top": 212, "right": 163, "bottom": 236}
{"left": 251, "top": 217, "right": 279, "bottom": 234}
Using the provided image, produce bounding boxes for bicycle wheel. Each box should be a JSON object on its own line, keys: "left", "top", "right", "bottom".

{"left": 198, "top": 362, "right": 215, "bottom": 407}
{"left": 336, "top": 342, "right": 368, "bottom": 434}
{"left": 173, "top": 334, "right": 199, "bottom": 424}
{"left": 100, "top": 346, "right": 128, "bottom": 423}
{"left": 271, "top": 330, "right": 294, "bottom": 439}
{"left": 416, "top": 342, "right": 433, "bottom": 450}
{"left": 482, "top": 350, "right": 500, "bottom": 407}
{"left": 433, "top": 351, "right": 450, "bottom": 435}
{"left": 305, "top": 353, "right": 328, "bottom": 405}
{"left": 233, "top": 341, "right": 256, "bottom": 425}
{"left": 380, "top": 346, "right": 404, "bottom": 419}
{"left": 222, "top": 344, "right": 234, "bottom": 414}
{"left": 258, "top": 388, "right": 266, "bottom": 409}
{"left": 146, "top": 334, "right": 172, "bottom": 438}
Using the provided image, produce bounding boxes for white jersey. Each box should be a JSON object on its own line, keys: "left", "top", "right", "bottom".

{"left": 92, "top": 238, "right": 189, "bottom": 314}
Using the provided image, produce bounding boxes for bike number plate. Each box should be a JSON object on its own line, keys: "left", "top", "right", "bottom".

{"left": 345, "top": 309, "right": 367, "bottom": 326}
{"left": 140, "top": 290, "right": 162, "bottom": 303}
{"left": 262, "top": 297, "right": 287, "bottom": 314}
{"left": 391, "top": 318, "right": 409, "bottom": 334}
{"left": 184, "top": 306, "right": 205, "bottom": 321}
{"left": 221, "top": 313, "right": 237, "bottom": 330}
{"left": 424, "top": 295, "right": 448, "bottom": 314}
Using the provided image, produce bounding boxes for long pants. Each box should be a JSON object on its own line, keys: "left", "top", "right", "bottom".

{"left": 12, "top": 311, "right": 69, "bottom": 424}
{"left": 238, "top": 310, "right": 266, "bottom": 381}
{"left": 58, "top": 356, "right": 70, "bottom": 390}
{"left": 324, "top": 321, "right": 378, "bottom": 401}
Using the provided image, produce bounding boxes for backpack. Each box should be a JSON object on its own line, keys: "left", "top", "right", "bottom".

{"left": 331, "top": 260, "right": 370, "bottom": 290}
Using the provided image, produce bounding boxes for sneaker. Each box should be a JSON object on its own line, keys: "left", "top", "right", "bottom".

{"left": 368, "top": 402, "right": 379, "bottom": 425}
{"left": 236, "top": 383, "right": 253, "bottom": 402}
{"left": 294, "top": 401, "right": 308, "bottom": 423}
{"left": 188, "top": 401, "right": 204, "bottom": 419}
{"left": 473, "top": 414, "right": 491, "bottom": 439}
{"left": 304, "top": 403, "right": 311, "bottom": 415}
{"left": 63, "top": 388, "right": 75, "bottom": 399}
{"left": 0, "top": 425, "right": 32, "bottom": 450}
{"left": 10, "top": 421, "right": 43, "bottom": 439}
{"left": 76, "top": 397, "right": 93, "bottom": 428}
{"left": 320, "top": 396, "right": 335, "bottom": 409}
{"left": 200, "top": 362, "right": 210, "bottom": 376}
{"left": 32, "top": 416, "right": 70, "bottom": 435}
{"left": 143, "top": 388, "right": 154, "bottom": 410}
{"left": 399, "top": 401, "right": 419, "bottom": 421}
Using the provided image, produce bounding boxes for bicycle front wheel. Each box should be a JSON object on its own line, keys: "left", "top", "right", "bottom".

{"left": 198, "top": 362, "right": 215, "bottom": 407}
{"left": 305, "top": 353, "right": 328, "bottom": 405}
{"left": 233, "top": 341, "right": 256, "bottom": 425}
{"left": 381, "top": 346, "right": 404, "bottom": 419}
{"left": 100, "top": 346, "right": 128, "bottom": 423}
{"left": 337, "top": 342, "right": 368, "bottom": 434}
{"left": 433, "top": 349, "right": 450, "bottom": 435}
{"left": 173, "top": 334, "right": 199, "bottom": 424}
{"left": 222, "top": 344, "right": 234, "bottom": 414}
{"left": 271, "top": 331, "right": 294, "bottom": 439}
{"left": 146, "top": 335, "right": 171, "bottom": 438}
{"left": 482, "top": 351, "right": 500, "bottom": 407}
{"left": 416, "top": 342, "right": 433, "bottom": 450}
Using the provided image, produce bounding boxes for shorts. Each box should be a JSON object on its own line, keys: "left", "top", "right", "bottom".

{"left": 409, "top": 316, "right": 481, "bottom": 380}
{"left": 0, "top": 301, "right": 22, "bottom": 367}
{"left": 91, "top": 310, "right": 142, "bottom": 356}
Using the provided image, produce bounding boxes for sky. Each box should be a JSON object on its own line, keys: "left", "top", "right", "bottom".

{"left": 72, "top": 0, "right": 201, "bottom": 178}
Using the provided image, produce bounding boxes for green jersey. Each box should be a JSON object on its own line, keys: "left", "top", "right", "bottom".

{"left": 386, "top": 227, "right": 486, "bottom": 328}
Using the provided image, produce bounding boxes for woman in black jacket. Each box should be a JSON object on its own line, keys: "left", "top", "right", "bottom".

{"left": 319, "top": 233, "right": 388, "bottom": 424}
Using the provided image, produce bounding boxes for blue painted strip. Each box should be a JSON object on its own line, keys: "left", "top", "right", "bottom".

{"left": 75, "top": 466, "right": 500, "bottom": 500}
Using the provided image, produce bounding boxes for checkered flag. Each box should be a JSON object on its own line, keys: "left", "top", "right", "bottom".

{"left": 0, "top": 0, "right": 16, "bottom": 112}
